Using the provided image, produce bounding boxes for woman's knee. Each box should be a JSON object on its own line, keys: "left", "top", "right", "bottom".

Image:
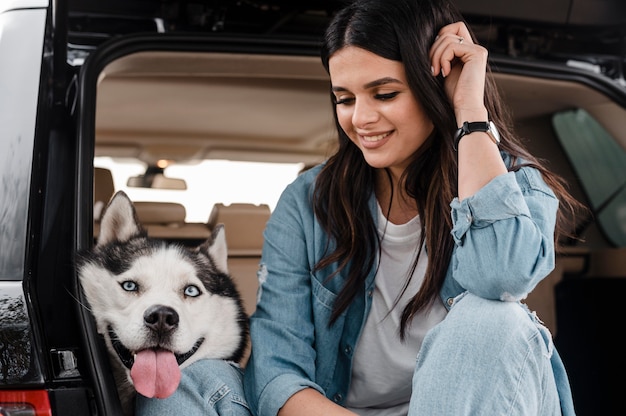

{"left": 135, "top": 359, "right": 250, "bottom": 416}
{"left": 419, "top": 293, "right": 550, "bottom": 368}
{"left": 444, "top": 292, "right": 538, "bottom": 342}
{"left": 410, "top": 294, "right": 559, "bottom": 414}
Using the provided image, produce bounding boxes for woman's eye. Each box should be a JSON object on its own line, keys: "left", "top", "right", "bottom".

{"left": 120, "top": 281, "right": 138, "bottom": 292}
{"left": 184, "top": 285, "right": 201, "bottom": 297}
{"left": 334, "top": 96, "right": 354, "bottom": 105}
{"left": 375, "top": 92, "right": 399, "bottom": 101}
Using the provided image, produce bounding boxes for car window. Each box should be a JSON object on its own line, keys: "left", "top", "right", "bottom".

{"left": 95, "top": 157, "right": 303, "bottom": 222}
{"left": 552, "top": 109, "right": 626, "bottom": 247}
{"left": 0, "top": 7, "right": 46, "bottom": 280}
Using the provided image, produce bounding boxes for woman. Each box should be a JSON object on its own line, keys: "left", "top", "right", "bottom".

{"left": 136, "top": 0, "right": 580, "bottom": 414}
{"left": 244, "top": 0, "right": 579, "bottom": 415}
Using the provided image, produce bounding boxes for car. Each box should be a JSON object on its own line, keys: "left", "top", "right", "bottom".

{"left": 1, "top": 0, "right": 624, "bottom": 414}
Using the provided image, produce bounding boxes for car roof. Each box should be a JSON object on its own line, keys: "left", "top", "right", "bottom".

{"left": 456, "top": 0, "right": 626, "bottom": 26}
{"left": 67, "top": 0, "right": 626, "bottom": 42}
{"left": 67, "top": 0, "right": 626, "bottom": 74}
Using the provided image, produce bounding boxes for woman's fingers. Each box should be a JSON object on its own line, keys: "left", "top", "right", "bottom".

{"left": 429, "top": 22, "right": 488, "bottom": 116}
{"left": 429, "top": 22, "right": 476, "bottom": 77}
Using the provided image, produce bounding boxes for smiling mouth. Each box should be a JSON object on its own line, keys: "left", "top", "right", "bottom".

{"left": 360, "top": 131, "right": 392, "bottom": 142}
{"left": 107, "top": 325, "right": 204, "bottom": 369}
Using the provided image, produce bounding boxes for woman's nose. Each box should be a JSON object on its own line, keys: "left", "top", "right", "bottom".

{"left": 352, "top": 99, "right": 379, "bottom": 128}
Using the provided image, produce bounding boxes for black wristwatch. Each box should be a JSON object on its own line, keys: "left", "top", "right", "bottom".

{"left": 453, "top": 121, "right": 501, "bottom": 151}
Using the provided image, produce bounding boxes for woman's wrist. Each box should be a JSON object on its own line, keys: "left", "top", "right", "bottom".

{"left": 455, "top": 108, "right": 489, "bottom": 127}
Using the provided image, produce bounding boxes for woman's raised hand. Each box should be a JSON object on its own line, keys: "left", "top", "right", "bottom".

{"left": 429, "top": 22, "right": 489, "bottom": 123}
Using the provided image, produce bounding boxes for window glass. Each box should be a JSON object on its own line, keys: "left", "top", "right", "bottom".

{"left": 95, "top": 157, "right": 303, "bottom": 222}
{"left": 0, "top": 9, "right": 46, "bottom": 280}
{"left": 552, "top": 109, "right": 626, "bottom": 247}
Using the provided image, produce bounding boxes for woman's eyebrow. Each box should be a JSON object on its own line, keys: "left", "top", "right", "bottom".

{"left": 364, "top": 77, "right": 403, "bottom": 89}
{"left": 331, "top": 76, "right": 403, "bottom": 92}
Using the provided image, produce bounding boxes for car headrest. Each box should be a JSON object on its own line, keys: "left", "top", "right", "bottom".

{"left": 94, "top": 167, "right": 115, "bottom": 221}
{"left": 207, "top": 203, "right": 271, "bottom": 255}
{"left": 134, "top": 201, "right": 186, "bottom": 225}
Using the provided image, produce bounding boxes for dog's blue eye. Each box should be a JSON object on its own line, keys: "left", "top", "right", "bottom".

{"left": 184, "top": 285, "right": 201, "bottom": 297}
{"left": 121, "top": 281, "right": 138, "bottom": 292}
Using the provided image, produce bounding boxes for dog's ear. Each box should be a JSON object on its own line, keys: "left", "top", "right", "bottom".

{"left": 97, "top": 191, "right": 144, "bottom": 246}
{"left": 201, "top": 224, "right": 229, "bottom": 274}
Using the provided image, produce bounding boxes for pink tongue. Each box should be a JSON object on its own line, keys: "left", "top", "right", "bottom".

{"left": 131, "top": 349, "right": 181, "bottom": 399}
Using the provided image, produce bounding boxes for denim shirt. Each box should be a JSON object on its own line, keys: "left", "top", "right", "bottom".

{"left": 243, "top": 152, "right": 572, "bottom": 416}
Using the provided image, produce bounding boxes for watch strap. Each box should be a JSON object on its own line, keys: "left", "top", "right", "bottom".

{"left": 453, "top": 121, "right": 500, "bottom": 151}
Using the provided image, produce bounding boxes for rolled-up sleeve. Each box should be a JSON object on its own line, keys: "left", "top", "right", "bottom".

{"left": 449, "top": 166, "right": 558, "bottom": 301}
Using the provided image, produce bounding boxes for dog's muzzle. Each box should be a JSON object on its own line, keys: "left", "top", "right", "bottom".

{"left": 107, "top": 325, "right": 205, "bottom": 369}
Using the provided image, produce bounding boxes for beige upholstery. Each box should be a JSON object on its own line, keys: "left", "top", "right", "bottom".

{"left": 588, "top": 248, "right": 626, "bottom": 278}
{"left": 133, "top": 201, "right": 211, "bottom": 240}
{"left": 134, "top": 201, "right": 186, "bottom": 224}
{"left": 94, "top": 167, "right": 115, "bottom": 220}
{"left": 208, "top": 202, "right": 271, "bottom": 366}
{"left": 524, "top": 247, "right": 588, "bottom": 337}
{"left": 207, "top": 203, "right": 271, "bottom": 316}
{"left": 207, "top": 203, "right": 270, "bottom": 256}
{"left": 93, "top": 168, "right": 116, "bottom": 238}
{"left": 92, "top": 168, "right": 210, "bottom": 240}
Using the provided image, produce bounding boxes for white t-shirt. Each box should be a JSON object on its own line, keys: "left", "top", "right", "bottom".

{"left": 345, "top": 204, "right": 447, "bottom": 415}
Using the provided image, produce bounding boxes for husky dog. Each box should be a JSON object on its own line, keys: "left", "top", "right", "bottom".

{"left": 77, "top": 191, "right": 249, "bottom": 415}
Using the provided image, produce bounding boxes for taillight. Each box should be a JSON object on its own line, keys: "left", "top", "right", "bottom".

{"left": 0, "top": 390, "right": 52, "bottom": 416}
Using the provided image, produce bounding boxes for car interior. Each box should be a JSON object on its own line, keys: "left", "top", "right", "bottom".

{"left": 91, "top": 51, "right": 336, "bottom": 329}
{"left": 2, "top": 1, "right": 622, "bottom": 415}
{"left": 91, "top": 48, "right": 625, "bottom": 325}
{"left": 86, "top": 47, "right": 625, "bottom": 410}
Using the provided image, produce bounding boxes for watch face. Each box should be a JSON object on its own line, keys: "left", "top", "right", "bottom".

{"left": 488, "top": 121, "right": 501, "bottom": 144}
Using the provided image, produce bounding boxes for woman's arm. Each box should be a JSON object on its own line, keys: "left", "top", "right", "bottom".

{"left": 430, "top": 21, "right": 507, "bottom": 200}
{"left": 432, "top": 22, "right": 557, "bottom": 299}
{"left": 449, "top": 168, "right": 559, "bottom": 300}
{"left": 244, "top": 169, "right": 343, "bottom": 415}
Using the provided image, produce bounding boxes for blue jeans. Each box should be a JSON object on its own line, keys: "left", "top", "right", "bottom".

{"left": 409, "top": 292, "right": 570, "bottom": 415}
{"left": 136, "top": 294, "right": 572, "bottom": 415}
{"left": 135, "top": 359, "right": 251, "bottom": 415}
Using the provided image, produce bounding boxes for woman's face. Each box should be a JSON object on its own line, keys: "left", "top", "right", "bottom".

{"left": 328, "top": 46, "right": 434, "bottom": 176}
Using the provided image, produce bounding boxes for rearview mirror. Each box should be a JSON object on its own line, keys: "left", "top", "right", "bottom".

{"left": 127, "top": 173, "right": 187, "bottom": 190}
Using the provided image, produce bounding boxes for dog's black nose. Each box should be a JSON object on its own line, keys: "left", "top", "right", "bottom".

{"left": 144, "top": 305, "right": 179, "bottom": 333}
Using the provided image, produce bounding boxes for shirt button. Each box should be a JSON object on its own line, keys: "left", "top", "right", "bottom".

{"left": 367, "top": 289, "right": 374, "bottom": 298}
{"left": 447, "top": 297, "right": 454, "bottom": 306}
{"left": 333, "top": 393, "right": 343, "bottom": 402}
{"left": 344, "top": 345, "right": 353, "bottom": 355}
{"left": 466, "top": 214, "right": 472, "bottom": 223}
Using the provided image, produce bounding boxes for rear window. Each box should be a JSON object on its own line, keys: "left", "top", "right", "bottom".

{"left": 552, "top": 108, "right": 626, "bottom": 247}
{"left": 95, "top": 157, "right": 303, "bottom": 222}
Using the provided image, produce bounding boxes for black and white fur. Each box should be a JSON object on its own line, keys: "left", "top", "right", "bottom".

{"left": 77, "top": 191, "right": 248, "bottom": 414}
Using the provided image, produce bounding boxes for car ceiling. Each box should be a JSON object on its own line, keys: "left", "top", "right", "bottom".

{"left": 95, "top": 52, "right": 337, "bottom": 165}
{"left": 80, "top": 0, "right": 625, "bottom": 167}
{"left": 94, "top": 50, "right": 626, "bottom": 167}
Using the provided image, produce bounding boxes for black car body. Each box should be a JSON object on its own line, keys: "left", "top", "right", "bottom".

{"left": 1, "top": 0, "right": 625, "bottom": 414}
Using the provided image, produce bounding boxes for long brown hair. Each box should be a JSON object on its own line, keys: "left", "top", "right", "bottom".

{"left": 314, "top": 0, "right": 584, "bottom": 338}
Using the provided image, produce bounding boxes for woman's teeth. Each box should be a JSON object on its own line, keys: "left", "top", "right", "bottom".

{"left": 362, "top": 132, "right": 390, "bottom": 142}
